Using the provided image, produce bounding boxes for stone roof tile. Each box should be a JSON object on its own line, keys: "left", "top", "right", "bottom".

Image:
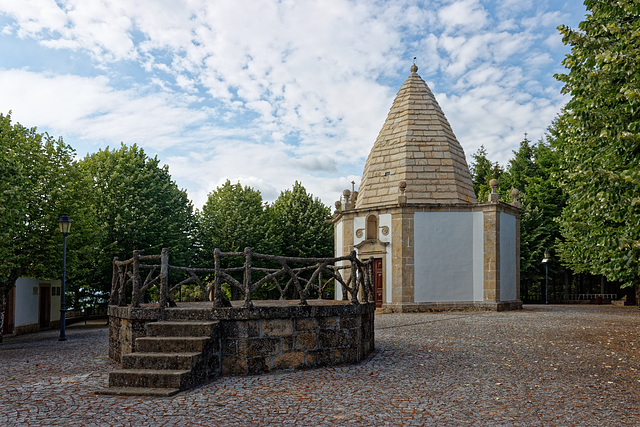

{"left": 355, "top": 66, "right": 477, "bottom": 209}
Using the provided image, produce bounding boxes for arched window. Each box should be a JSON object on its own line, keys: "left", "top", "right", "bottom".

{"left": 366, "top": 215, "right": 378, "bottom": 240}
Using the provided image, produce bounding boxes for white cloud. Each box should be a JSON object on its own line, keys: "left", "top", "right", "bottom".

{"left": 438, "top": 0, "right": 489, "bottom": 33}
{"left": 0, "top": 69, "right": 208, "bottom": 150}
{"left": 0, "top": 0, "right": 581, "bottom": 208}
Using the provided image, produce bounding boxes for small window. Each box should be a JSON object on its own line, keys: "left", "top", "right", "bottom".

{"left": 366, "top": 215, "right": 378, "bottom": 240}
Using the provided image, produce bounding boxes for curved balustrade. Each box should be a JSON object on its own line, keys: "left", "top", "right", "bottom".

{"left": 110, "top": 247, "right": 374, "bottom": 308}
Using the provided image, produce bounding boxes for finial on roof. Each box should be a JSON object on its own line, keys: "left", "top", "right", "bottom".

{"left": 410, "top": 58, "right": 418, "bottom": 74}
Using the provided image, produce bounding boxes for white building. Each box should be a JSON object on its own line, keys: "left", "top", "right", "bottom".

{"left": 332, "top": 65, "right": 522, "bottom": 312}
{"left": 2, "top": 277, "right": 62, "bottom": 336}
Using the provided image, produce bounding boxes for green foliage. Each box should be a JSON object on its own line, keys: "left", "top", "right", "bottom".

{"left": 0, "top": 112, "right": 78, "bottom": 286}
{"left": 468, "top": 132, "right": 568, "bottom": 300}
{"left": 197, "top": 180, "right": 273, "bottom": 257}
{"left": 554, "top": 1, "right": 640, "bottom": 287}
{"left": 77, "top": 144, "right": 195, "bottom": 296}
{"left": 507, "top": 133, "right": 567, "bottom": 297}
{"left": 469, "top": 145, "right": 504, "bottom": 202}
{"left": 269, "top": 181, "right": 333, "bottom": 258}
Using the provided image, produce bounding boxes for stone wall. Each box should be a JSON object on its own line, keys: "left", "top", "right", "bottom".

{"left": 108, "top": 306, "right": 163, "bottom": 362}
{"left": 108, "top": 301, "right": 375, "bottom": 374}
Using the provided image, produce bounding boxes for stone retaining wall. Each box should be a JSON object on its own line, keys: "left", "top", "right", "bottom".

{"left": 108, "top": 301, "right": 375, "bottom": 375}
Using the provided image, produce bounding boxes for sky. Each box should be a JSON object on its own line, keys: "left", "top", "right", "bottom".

{"left": 0, "top": 0, "right": 588, "bottom": 209}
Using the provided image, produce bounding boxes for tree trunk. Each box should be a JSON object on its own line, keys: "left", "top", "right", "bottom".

{"left": 0, "top": 270, "right": 23, "bottom": 343}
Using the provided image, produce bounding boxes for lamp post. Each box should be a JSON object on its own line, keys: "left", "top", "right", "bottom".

{"left": 542, "top": 249, "right": 550, "bottom": 305}
{"left": 58, "top": 214, "right": 71, "bottom": 341}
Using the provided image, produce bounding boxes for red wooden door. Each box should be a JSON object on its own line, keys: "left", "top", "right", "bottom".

{"left": 373, "top": 258, "right": 383, "bottom": 308}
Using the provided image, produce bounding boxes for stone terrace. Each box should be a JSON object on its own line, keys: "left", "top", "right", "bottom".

{"left": 2, "top": 305, "right": 640, "bottom": 426}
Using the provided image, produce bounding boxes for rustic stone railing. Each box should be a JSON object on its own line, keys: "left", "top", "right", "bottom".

{"left": 110, "top": 248, "right": 373, "bottom": 309}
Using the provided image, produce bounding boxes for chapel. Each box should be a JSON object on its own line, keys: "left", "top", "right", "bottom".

{"left": 332, "top": 64, "right": 523, "bottom": 312}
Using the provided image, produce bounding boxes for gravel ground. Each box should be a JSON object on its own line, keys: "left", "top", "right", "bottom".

{"left": 1, "top": 304, "right": 639, "bottom": 426}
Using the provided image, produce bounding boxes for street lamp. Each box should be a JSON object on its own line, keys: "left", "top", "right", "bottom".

{"left": 58, "top": 214, "right": 71, "bottom": 341}
{"left": 542, "top": 248, "right": 550, "bottom": 305}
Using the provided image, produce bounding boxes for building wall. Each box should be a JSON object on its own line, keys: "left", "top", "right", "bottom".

{"left": 472, "top": 212, "right": 485, "bottom": 301}
{"left": 413, "top": 212, "right": 484, "bottom": 303}
{"left": 14, "top": 277, "right": 61, "bottom": 329}
{"left": 333, "top": 203, "right": 521, "bottom": 309}
{"left": 15, "top": 277, "right": 39, "bottom": 327}
{"left": 499, "top": 212, "right": 517, "bottom": 301}
{"left": 379, "top": 214, "right": 393, "bottom": 303}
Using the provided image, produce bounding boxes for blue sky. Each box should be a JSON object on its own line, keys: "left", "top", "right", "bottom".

{"left": 0, "top": 0, "right": 587, "bottom": 208}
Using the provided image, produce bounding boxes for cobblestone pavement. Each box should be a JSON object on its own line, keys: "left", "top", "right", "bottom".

{"left": 2, "top": 305, "right": 640, "bottom": 426}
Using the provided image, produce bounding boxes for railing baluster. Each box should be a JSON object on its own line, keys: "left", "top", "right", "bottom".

{"left": 110, "top": 257, "right": 119, "bottom": 306}
{"left": 131, "top": 250, "right": 141, "bottom": 307}
{"left": 243, "top": 247, "right": 253, "bottom": 308}
{"left": 111, "top": 248, "right": 374, "bottom": 309}
{"left": 118, "top": 264, "right": 127, "bottom": 306}
{"left": 159, "top": 248, "right": 169, "bottom": 308}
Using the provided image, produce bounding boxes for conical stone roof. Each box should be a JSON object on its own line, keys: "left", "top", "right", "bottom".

{"left": 355, "top": 65, "right": 477, "bottom": 209}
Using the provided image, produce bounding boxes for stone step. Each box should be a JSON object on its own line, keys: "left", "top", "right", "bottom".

{"left": 95, "top": 386, "right": 181, "bottom": 397}
{"left": 108, "top": 369, "right": 191, "bottom": 389}
{"left": 146, "top": 321, "right": 218, "bottom": 338}
{"left": 161, "top": 308, "right": 216, "bottom": 321}
{"left": 122, "top": 352, "right": 201, "bottom": 370}
{"left": 136, "top": 336, "right": 211, "bottom": 353}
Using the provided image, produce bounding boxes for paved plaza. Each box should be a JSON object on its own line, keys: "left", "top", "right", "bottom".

{"left": 2, "top": 305, "right": 640, "bottom": 426}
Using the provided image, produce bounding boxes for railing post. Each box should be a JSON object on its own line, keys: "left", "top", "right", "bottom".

{"left": 110, "top": 257, "right": 119, "bottom": 306}
{"left": 349, "top": 250, "right": 359, "bottom": 304}
{"left": 213, "top": 248, "right": 224, "bottom": 307}
{"left": 131, "top": 250, "right": 141, "bottom": 307}
{"left": 118, "top": 261, "right": 127, "bottom": 307}
{"left": 159, "top": 248, "right": 169, "bottom": 308}
{"left": 243, "top": 247, "right": 253, "bottom": 308}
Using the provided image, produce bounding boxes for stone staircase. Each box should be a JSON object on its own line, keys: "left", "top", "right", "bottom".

{"left": 97, "top": 320, "right": 220, "bottom": 397}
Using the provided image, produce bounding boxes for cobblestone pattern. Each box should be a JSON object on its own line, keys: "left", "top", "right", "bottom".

{"left": 2, "top": 305, "right": 640, "bottom": 426}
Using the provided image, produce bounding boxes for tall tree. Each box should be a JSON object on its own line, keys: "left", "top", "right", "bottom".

{"left": 196, "top": 180, "right": 273, "bottom": 258}
{"left": 554, "top": 1, "right": 640, "bottom": 291}
{"left": 0, "top": 113, "right": 77, "bottom": 341}
{"left": 269, "top": 181, "right": 333, "bottom": 258}
{"left": 78, "top": 144, "right": 195, "bottom": 297}
{"left": 503, "top": 131, "right": 567, "bottom": 301}
{"left": 469, "top": 145, "right": 504, "bottom": 202}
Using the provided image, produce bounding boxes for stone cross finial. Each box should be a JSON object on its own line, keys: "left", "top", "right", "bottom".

{"left": 511, "top": 188, "right": 521, "bottom": 208}
{"left": 488, "top": 179, "right": 499, "bottom": 203}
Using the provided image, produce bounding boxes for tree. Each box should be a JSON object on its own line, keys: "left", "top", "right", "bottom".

{"left": 503, "top": 131, "right": 567, "bottom": 301}
{"left": 469, "top": 145, "right": 504, "bottom": 202}
{"left": 196, "top": 180, "right": 273, "bottom": 258}
{"left": 0, "top": 113, "right": 77, "bottom": 341}
{"left": 269, "top": 181, "right": 333, "bottom": 259}
{"left": 196, "top": 180, "right": 275, "bottom": 300}
{"left": 554, "top": 1, "right": 640, "bottom": 291}
{"left": 78, "top": 144, "right": 195, "bottom": 300}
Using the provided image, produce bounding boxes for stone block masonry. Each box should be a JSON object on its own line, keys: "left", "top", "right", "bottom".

{"left": 108, "top": 300, "right": 375, "bottom": 377}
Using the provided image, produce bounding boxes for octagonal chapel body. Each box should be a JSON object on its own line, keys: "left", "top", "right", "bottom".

{"left": 332, "top": 65, "right": 523, "bottom": 312}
